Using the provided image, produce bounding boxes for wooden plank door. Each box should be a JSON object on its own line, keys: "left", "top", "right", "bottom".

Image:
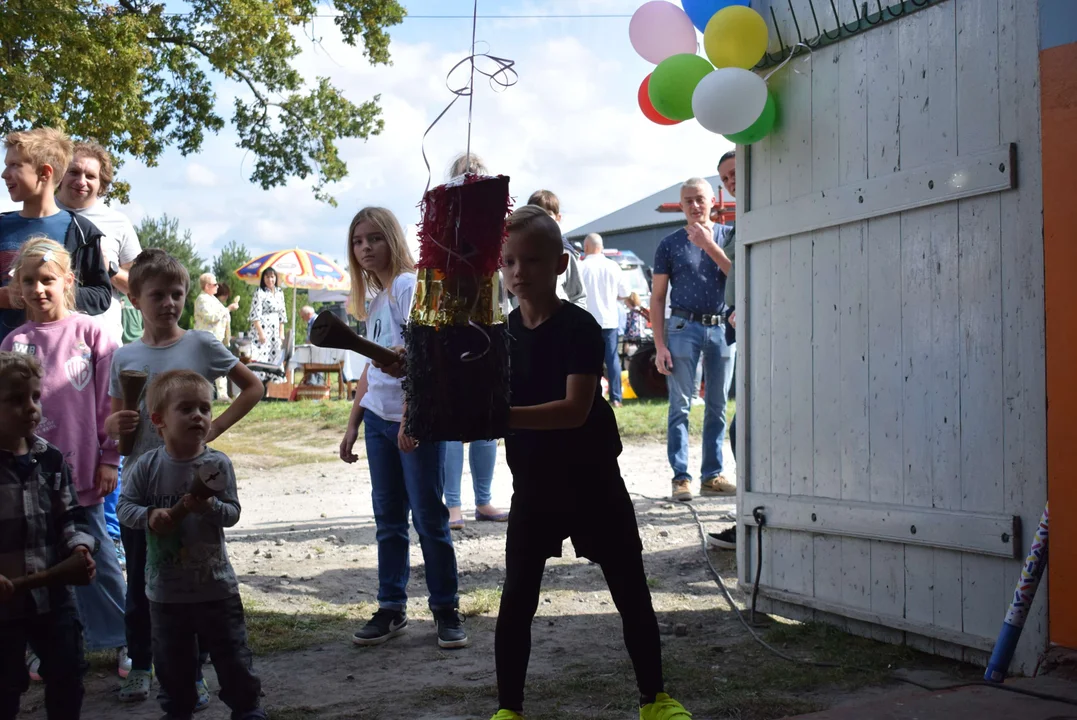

{"left": 735, "top": 0, "right": 1047, "bottom": 671}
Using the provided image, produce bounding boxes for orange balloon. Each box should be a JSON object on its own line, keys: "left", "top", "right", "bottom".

{"left": 638, "top": 75, "right": 682, "bottom": 126}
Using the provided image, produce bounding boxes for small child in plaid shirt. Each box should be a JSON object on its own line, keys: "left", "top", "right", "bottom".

{"left": 0, "top": 351, "right": 97, "bottom": 720}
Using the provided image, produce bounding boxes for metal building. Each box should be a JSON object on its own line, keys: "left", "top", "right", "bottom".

{"left": 565, "top": 175, "right": 733, "bottom": 265}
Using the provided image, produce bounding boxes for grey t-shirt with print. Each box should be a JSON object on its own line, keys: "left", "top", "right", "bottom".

{"left": 108, "top": 330, "right": 237, "bottom": 465}
{"left": 117, "top": 446, "right": 240, "bottom": 603}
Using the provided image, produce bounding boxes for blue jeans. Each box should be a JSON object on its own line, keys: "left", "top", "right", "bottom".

{"left": 443, "top": 440, "right": 497, "bottom": 508}
{"left": 601, "top": 328, "right": 623, "bottom": 404}
{"left": 665, "top": 317, "right": 735, "bottom": 482}
{"left": 103, "top": 459, "right": 121, "bottom": 541}
{"left": 364, "top": 412, "right": 459, "bottom": 611}
{"left": 72, "top": 504, "right": 128, "bottom": 651}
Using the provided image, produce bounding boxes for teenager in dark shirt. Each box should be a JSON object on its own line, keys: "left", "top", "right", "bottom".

{"left": 489, "top": 206, "right": 691, "bottom": 720}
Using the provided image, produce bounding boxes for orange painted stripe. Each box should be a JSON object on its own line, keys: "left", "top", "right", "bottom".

{"left": 1042, "top": 41, "right": 1077, "bottom": 650}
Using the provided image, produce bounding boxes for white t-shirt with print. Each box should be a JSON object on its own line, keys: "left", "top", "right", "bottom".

{"left": 359, "top": 273, "right": 416, "bottom": 423}
{"left": 59, "top": 201, "right": 141, "bottom": 344}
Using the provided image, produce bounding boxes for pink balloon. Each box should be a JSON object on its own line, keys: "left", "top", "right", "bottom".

{"left": 630, "top": 1, "right": 698, "bottom": 65}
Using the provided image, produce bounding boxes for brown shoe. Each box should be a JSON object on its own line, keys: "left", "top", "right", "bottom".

{"left": 700, "top": 476, "right": 736, "bottom": 496}
{"left": 671, "top": 479, "right": 693, "bottom": 502}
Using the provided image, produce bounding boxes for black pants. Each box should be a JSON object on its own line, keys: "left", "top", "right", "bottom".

{"left": 730, "top": 413, "right": 737, "bottom": 462}
{"left": 0, "top": 606, "right": 86, "bottom": 720}
{"left": 150, "top": 596, "right": 264, "bottom": 720}
{"left": 494, "top": 489, "right": 664, "bottom": 713}
{"left": 122, "top": 525, "right": 207, "bottom": 680}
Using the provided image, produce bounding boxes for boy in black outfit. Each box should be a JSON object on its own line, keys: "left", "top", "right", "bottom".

{"left": 488, "top": 206, "right": 692, "bottom": 720}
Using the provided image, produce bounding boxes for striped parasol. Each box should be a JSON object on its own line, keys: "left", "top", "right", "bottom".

{"left": 234, "top": 248, "right": 349, "bottom": 292}
{"left": 235, "top": 248, "right": 351, "bottom": 354}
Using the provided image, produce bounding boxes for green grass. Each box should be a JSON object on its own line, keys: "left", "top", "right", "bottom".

{"left": 242, "top": 595, "right": 371, "bottom": 654}
{"left": 212, "top": 398, "right": 735, "bottom": 459}
{"left": 613, "top": 398, "right": 735, "bottom": 441}
{"left": 460, "top": 587, "right": 503, "bottom": 617}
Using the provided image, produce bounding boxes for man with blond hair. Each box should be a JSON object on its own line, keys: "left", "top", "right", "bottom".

{"left": 58, "top": 140, "right": 143, "bottom": 346}
{"left": 651, "top": 177, "right": 735, "bottom": 503}
{"left": 0, "top": 128, "right": 111, "bottom": 343}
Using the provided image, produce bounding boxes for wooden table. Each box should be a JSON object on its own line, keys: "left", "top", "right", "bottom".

{"left": 299, "top": 361, "right": 346, "bottom": 400}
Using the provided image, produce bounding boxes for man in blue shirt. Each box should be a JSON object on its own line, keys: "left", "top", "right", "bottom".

{"left": 651, "top": 177, "right": 735, "bottom": 502}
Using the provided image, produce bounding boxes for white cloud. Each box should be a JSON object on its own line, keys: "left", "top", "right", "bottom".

{"left": 184, "top": 163, "right": 218, "bottom": 187}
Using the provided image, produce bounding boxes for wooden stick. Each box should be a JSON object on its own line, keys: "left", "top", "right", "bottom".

{"left": 10, "top": 553, "right": 94, "bottom": 593}
{"left": 118, "top": 370, "right": 148, "bottom": 456}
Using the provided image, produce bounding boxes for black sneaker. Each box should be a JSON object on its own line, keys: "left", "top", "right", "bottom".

{"left": 707, "top": 527, "right": 736, "bottom": 550}
{"left": 433, "top": 608, "right": 469, "bottom": 649}
{"left": 352, "top": 608, "right": 408, "bottom": 646}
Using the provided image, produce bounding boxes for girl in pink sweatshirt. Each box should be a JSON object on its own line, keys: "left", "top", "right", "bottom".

{"left": 1, "top": 236, "right": 130, "bottom": 677}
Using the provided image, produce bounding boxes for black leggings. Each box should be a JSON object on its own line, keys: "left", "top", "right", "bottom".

{"left": 494, "top": 548, "right": 664, "bottom": 713}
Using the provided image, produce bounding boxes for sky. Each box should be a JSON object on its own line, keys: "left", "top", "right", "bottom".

{"left": 3, "top": 0, "right": 733, "bottom": 268}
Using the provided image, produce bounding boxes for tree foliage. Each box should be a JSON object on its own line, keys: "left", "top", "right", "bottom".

{"left": 212, "top": 238, "right": 255, "bottom": 336}
{"left": 135, "top": 214, "right": 206, "bottom": 328}
{"left": 0, "top": 0, "right": 405, "bottom": 204}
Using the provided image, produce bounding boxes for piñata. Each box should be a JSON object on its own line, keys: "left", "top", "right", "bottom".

{"left": 403, "top": 173, "right": 512, "bottom": 442}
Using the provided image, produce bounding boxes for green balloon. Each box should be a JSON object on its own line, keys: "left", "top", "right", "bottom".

{"left": 648, "top": 54, "right": 714, "bottom": 121}
{"left": 724, "top": 91, "right": 777, "bottom": 145}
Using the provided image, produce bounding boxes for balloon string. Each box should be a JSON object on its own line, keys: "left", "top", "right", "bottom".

{"left": 763, "top": 42, "right": 813, "bottom": 82}
{"left": 419, "top": 1, "right": 519, "bottom": 195}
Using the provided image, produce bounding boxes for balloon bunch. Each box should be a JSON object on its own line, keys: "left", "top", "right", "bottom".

{"left": 630, "top": 0, "right": 777, "bottom": 144}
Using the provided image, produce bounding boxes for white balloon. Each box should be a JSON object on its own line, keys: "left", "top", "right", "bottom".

{"left": 691, "top": 67, "right": 768, "bottom": 135}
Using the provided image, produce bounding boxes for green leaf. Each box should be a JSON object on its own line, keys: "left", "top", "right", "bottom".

{"left": 0, "top": 0, "right": 405, "bottom": 204}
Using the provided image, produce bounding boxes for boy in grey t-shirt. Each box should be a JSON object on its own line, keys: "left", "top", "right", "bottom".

{"left": 105, "top": 248, "right": 264, "bottom": 705}
{"left": 118, "top": 370, "right": 265, "bottom": 720}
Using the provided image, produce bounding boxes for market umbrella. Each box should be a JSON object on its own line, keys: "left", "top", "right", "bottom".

{"left": 234, "top": 248, "right": 350, "bottom": 352}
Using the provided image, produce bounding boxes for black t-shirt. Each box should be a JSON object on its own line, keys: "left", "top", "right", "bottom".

{"left": 505, "top": 302, "right": 623, "bottom": 496}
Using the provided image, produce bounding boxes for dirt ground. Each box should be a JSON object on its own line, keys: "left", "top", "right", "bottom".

{"left": 18, "top": 437, "right": 968, "bottom": 719}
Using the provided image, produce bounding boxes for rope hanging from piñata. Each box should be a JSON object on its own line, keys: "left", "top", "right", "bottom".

{"left": 404, "top": 1, "right": 515, "bottom": 443}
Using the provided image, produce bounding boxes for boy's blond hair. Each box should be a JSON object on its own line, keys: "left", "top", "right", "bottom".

{"left": 13, "top": 237, "right": 77, "bottom": 313}
{"left": 146, "top": 369, "right": 213, "bottom": 417}
{"left": 0, "top": 350, "right": 44, "bottom": 386}
{"left": 345, "top": 207, "right": 415, "bottom": 320}
{"left": 506, "top": 205, "right": 564, "bottom": 259}
{"left": 69, "top": 140, "right": 115, "bottom": 194}
{"left": 4, "top": 128, "right": 74, "bottom": 188}
{"left": 128, "top": 248, "right": 190, "bottom": 298}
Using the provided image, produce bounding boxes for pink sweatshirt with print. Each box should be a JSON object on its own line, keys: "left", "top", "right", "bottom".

{"left": 1, "top": 314, "right": 120, "bottom": 507}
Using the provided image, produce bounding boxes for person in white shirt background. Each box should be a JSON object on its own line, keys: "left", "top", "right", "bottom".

{"left": 56, "top": 140, "right": 143, "bottom": 576}
{"left": 578, "top": 233, "right": 630, "bottom": 408}
{"left": 57, "top": 141, "right": 142, "bottom": 347}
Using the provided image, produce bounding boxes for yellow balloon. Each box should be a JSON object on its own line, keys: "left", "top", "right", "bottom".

{"left": 703, "top": 6, "right": 769, "bottom": 70}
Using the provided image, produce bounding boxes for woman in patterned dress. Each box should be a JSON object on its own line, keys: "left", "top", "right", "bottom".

{"left": 248, "top": 267, "right": 287, "bottom": 381}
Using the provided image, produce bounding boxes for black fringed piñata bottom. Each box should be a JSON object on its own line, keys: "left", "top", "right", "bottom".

{"left": 403, "top": 323, "right": 511, "bottom": 442}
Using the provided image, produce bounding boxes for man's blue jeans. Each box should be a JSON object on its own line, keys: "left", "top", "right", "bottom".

{"left": 665, "top": 317, "right": 735, "bottom": 482}
{"left": 364, "top": 412, "right": 460, "bottom": 611}
{"left": 443, "top": 440, "right": 497, "bottom": 508}
{"left": 601, "top": 328, "right": 623, "bottom": 404}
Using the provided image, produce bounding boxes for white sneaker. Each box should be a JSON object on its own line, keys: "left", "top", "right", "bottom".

{"left": 117, "top": 646, "right": 132, "bottom": 678}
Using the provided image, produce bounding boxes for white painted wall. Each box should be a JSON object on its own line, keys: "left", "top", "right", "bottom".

{"left": 736, "top": 0, "right": 1047, "bottom": 673}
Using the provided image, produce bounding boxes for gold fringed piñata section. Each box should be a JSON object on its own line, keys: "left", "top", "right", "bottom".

{"left": 410, "top": 268, "right": 504, "bottom": 328}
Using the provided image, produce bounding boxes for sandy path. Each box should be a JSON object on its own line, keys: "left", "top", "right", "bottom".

{"left": 22, "top": 440, "right": 746, "bottom": 719}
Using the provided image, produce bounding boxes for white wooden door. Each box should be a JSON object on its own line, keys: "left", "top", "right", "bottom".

{"left": 736, "top": 0, "right": 1047, "bottom": 672}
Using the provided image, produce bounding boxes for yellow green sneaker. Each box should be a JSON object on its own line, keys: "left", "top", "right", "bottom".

{"left": 490, "top": 711, "right": 525, "bottom": 720}
{"left": 640, "top": 693, "right": 692, "bottom": 719}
